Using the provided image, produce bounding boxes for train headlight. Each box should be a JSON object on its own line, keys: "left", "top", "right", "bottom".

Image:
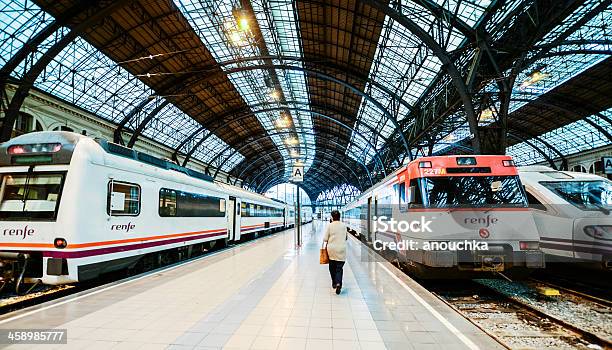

{"left": 502, "top": 160, "right": 515, "bottom": 167}
{"left": 54, "top": 237, "right": 67, "bottom": 249}
{"left": 584, "top": 225, "right": 612, "bottom": 240}
{"left": 519, "top": 241, "right": 539, "bottom": 250}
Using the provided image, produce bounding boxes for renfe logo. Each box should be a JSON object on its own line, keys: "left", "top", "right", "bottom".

{"left": 111, "top": 223, "right": 135, "bottom": 233}
{"left": 3, "top": 226, "right": 34, "bottom": 240}
{"left": 464, "top": 215, "right": 498, "bottom": 227}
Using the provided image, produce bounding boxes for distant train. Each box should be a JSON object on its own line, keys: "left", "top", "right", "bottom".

{"left": 519, "top": 166, "right": 612, "bottom": 270}
{"left": 0, "top": 131, "right": 300, "bottom": 291}
{"left": 343, "top": 155, "right": 545, "bottom": 278}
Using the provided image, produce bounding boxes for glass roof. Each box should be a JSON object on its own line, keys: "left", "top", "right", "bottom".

{"left": 175, "top": 0, "right": 316, "bottom": 177}
{"left": 0, "top": 0, "right": 241, "bottom": 172}
{"left": 0, "top": 0, "right": 55, "bottom": 67}
{"left": 508, "top": 108, "right": 612, "bottom": 165}
{"left": 346, "top": 1, "right": 491, "bottom": 164}
{"left": 315, "top": 184, "right": 361, "bottom": 208}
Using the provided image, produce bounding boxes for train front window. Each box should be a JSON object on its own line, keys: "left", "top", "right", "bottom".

{"left": 0, "top": 173, "right": 65, "bottom": 220}
{"left": 541, "top": 181, "right": 612, "bottom": 211}
{"left": 419, "top": 176, "right": 527, "bottom": 208}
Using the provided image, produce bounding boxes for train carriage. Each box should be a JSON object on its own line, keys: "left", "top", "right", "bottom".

{"left": 519, "top": 166, "right": 612, "bottom": 269}
{"left": 343, "top": 155, "right": 546, "bottom": 278}
{"left": 0, "top": 131, "right": 292, "bottom": 290}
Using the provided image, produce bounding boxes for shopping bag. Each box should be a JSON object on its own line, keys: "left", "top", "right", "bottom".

{"left": 320, "top": 243, "right": 329, "bottom": 264}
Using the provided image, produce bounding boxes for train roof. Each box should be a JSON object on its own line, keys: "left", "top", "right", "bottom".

{"left": 1, "top": 132, "right": 286, "bottom": 204}
{"left": 215, "top": 182, "right": 286, "bottom": 207}
{"left": 518, "top": 166, "right": 609, "bottom": 182}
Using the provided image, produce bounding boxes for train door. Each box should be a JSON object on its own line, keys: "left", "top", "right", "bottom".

{"left": 234, "top": 198, "right": 242, "bottom": 241}
{"left": 283, "top": 208, "right": 287, "bottom": 228}
{"left": 366, "top": 197, "right": 372, "bottom": 241}
{"left": 227, "top": 197, "right": 236, "bottom": 241}
{"left": 228, "top": 196, "right": 242, "bottom": 242}
{"left": 373, "top": 196, "right": 378, "bottom": 241}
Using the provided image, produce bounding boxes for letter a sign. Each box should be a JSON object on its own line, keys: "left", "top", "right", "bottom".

{"left": 292, "top": 166, "right": 304, "bottom": 182}
{"left": 603, "top": 157, "right": 612, "bottom": 175}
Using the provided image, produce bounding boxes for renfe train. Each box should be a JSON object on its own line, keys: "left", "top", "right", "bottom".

{"left": 519, "top": 166, "right": 612, "bottom": 269}
{"left": 0, "top": 131, "right": 301, "bottom": 291}
{"left": 343, "top": 155, "right": 546, "bottom": 278}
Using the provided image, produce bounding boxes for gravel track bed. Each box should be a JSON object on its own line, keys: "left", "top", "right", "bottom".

{"left": 476, "top": 279, "right": 612, "bottom": 343}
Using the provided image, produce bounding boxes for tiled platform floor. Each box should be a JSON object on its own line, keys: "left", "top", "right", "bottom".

{"left": 0, "top": 222, "right": 502, "bottom": 350}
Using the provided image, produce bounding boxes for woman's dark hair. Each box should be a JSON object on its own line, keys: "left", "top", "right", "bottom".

{"left": 331, "top": 210, "right": 341, "bottom": 221}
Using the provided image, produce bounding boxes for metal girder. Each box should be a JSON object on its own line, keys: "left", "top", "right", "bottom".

{"left": 360, "top": 0, "right": 481, "bottom": 153}
{"left": 222, "top": 131, "right": 375, "bottom": 188}
{"left": 411, "top": 0, "right": 478, "bottom": 40}
{"left": 113, "top": 98, "right": 154, "bottom": 144}
{"left": 126, "top": 100, "right": 170, "bottom": 148}
{"left": 536, "top": 49, "right": 612, "bottom": 59}
{"left": 0, "top": 0, "right": 131, "bottom": 142}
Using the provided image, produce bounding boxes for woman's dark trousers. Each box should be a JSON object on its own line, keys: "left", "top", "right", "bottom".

{"left": 328, "top": 259, "right": 345, "bottom": 287}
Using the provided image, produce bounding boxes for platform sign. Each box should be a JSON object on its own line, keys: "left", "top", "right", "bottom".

{"left": 603, "top": 157, "right": 612, "bottom": 174}
{"left": 292, "top": 166, "right": 304, "bottom": 182}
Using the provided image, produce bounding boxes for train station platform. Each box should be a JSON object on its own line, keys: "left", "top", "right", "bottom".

{"left": 0, "top": 222, "right": 502, "bottom": 350}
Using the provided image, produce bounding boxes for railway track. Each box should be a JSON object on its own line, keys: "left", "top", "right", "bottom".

{"left": 426, "top": 278, "right": 611, "bottom": 349}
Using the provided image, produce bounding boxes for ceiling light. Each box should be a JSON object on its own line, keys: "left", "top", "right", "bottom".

{"left": 275, "top": 117, "right": 291, "bottom": 129}
{"left": 237, "top": 17, "right": 249, "bottom": 31}
{"left": 269, "top": 89, "right": 280, "bottom": 101}
{"left": 520, "top": 69, "right": 550, "bottom": 89}
{"left": 285, "top": 137, "right": 299, "bottom": 145}
{"left": 232, "top": 6, "right": 250, "bottom": 32}
{"left": 479, "top": 108, "right": 495, "bottom": 122}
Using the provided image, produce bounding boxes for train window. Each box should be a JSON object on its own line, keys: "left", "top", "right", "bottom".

{"left": 241, "top": 202, "right": 247, "bottom": 216}
{"left": 159, "top": 189, "right": 177, "bottom": 216}
{"left": 0, "top": 172, "right": 65, "bottom": 220}
{"left": 108, "top": 181, "right": 141, "bottom": 216}
{"left": 158, "top": 188, "right": 225, "bottom": 217}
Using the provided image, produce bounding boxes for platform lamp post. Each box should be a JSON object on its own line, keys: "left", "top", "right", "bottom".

{"left": 291, "top": 161, "right": 304, "bottom": 247}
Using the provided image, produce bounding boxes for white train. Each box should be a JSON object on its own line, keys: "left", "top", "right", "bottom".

{"left": 0, "top": 131, "right": 298, "bottom": 291}
{"left": 343, "top": 155, "right": 546, "bottom": 278}
{"left": 519, "top": 166, "right": 612, "bottom": 269}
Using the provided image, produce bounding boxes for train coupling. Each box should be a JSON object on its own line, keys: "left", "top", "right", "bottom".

{"left": 481, "top": 256, "right": 504, "bottom": 271}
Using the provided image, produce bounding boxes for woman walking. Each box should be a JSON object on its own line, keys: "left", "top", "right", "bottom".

{"left": 323, "top": 210, "right": 347, "bottom": 295}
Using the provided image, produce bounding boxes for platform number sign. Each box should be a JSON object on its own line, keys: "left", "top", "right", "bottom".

{"left": 603, "top": 157, "right": 612, "bottom": 175}
{"left": 292, "top": 166, "right": 304, "bottom": 182}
